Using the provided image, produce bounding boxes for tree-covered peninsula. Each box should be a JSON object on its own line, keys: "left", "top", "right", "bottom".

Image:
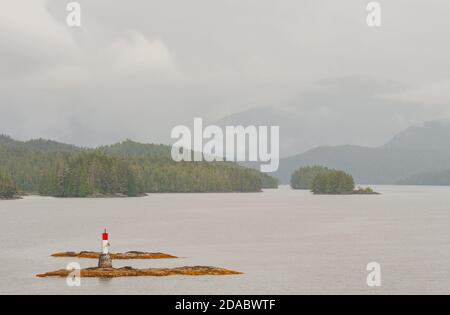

{"left": 38, "top": 153, "right": 144, "bottom": 197}
{"left": 0, "top": 136, "right": 278, "bottom": 198}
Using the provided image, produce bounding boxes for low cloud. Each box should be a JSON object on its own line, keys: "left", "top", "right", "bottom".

{"left": 1, "top": 0, "right": 450, "bottom": 150}
{"left": 0, "top": 0, "right": 79, "bottom": 76}
{"left": 383, "top": 80, "right": 450, "bottom": 118}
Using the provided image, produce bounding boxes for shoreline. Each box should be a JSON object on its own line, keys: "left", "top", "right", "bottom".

{"left": 0, "top": 195, "right": 22, "bottom": 200}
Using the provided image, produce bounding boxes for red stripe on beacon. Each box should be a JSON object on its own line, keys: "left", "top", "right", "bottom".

{"left": 102, "top": 228, "right": 110, "bottom": 254}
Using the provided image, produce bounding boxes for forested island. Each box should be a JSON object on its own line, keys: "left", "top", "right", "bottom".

{"left": 290, "top": 166, "right": 329, "bottom": 190}
{"left": 0, "top": 135, "right": 278, "bottom": 198}
{"left": 291, "top": 166, "right": 378, "bottom": 195}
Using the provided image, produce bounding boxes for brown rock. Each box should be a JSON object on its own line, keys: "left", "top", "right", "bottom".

{"left": 37, "top": 266, "right": 243, "bottom": 278}
{"left": 51, "top": 251, "right": 178, "bottom": 260}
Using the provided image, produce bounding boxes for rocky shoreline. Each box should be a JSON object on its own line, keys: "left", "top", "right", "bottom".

{"left": 0, "top": 195, "right": 22, "bottom": 200}
{"left": 37, "top": 266, "right": 242, "bottom": 278}
{"left": 51, "top": 251, "right": 178, "bottom": 260}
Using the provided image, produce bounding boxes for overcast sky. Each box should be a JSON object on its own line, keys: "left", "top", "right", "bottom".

{"left": 1, "top": 0, "right": 450, "bottom": 154}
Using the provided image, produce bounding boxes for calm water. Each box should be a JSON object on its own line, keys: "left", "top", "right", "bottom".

{"left": 1, "top": 185, "right": 450, "bottom": 295}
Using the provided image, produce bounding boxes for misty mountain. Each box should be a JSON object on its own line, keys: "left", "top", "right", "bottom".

{"left": 398, "top": 169, "right": 450, "bottom": 186}
{"left": 275, "top": 120, "right": 450, "bottom": 184}
{"left": 383, "top": 120, "right": 450, "bottom": 152}
{"left": 275, "top": 145, "right": 450, "bottom": 184}
{"left": 215, "top": 76, "right": 416, "bottom": 157}
{"left": 216, "top": 107, "right": 303, "bottom": 158}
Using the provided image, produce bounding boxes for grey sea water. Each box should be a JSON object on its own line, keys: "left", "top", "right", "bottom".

{"left": 1, "top": 185, "right": 450, "bottom": 295}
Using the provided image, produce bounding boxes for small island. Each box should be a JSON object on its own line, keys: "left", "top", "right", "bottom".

{"left": 352, "top": 187, "right": 380, "bottom": 195}
{"left": 37, "top": 230, "right": 243, "bottom": 279}
{"left": 291, "top": 166, "right": 379, "bottom": 195}
{"left": 51, "top": 251, "right": 178, "bottom": 260}
{"left": 37, "top": 266, "right": 243, "bottom": 278}
{"left": 290, "top": 166, "right": 329, "bottom": 190}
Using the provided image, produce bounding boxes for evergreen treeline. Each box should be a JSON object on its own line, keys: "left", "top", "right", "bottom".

{"left": 0, "top": 171, "right": 17, "bottom": 199}
{"left": 38, "top": 153, "right": 145, "bottom": 197}
{"left": 98, "top": 140, "right": 171, "bottom": 158}
{"left": 260, "top": 173, "right": 279, "bottom": 189}
{"left": 311, "top": 169, "right": 355, "bottom": 194}
{"left": 0, "top": 136, "right": 278, "bottom": 197}
{"left": 290, "top": 166, "right": 330, "bottom": 190}
{"left": 0, "top": 142, "right": 68, "bottom": 192}
{"left": 135, "top": 157, "right": 264, "bottom": 193}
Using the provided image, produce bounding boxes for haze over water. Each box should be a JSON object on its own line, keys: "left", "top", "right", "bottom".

{"left": 1, "top": 185, "right": 450, "bottom": 295}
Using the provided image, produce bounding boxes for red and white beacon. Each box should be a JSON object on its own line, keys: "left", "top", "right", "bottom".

{"left": 102, "top": 229, "right": 110, "bottom": 255}
{"left": 98, "top": 228, "right": 113, "bottom": 268}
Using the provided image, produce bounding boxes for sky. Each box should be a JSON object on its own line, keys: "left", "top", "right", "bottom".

{"left": 1, "top": 0, "right": 450, "bottom": 155}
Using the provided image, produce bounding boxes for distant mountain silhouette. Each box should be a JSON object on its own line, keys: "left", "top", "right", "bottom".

{"left": 383, "top": 120, "right": 450, "bottom": 151}
{"left": 398, "top": 169, "right": 450, "bottom": 186}
{"left": 215, "top": 76, "right": 411, "bottom": 157}
{"left": 274, "top": 120, "right": 450, "bottom": 184}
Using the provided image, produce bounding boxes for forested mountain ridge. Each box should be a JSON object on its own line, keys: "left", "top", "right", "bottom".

{"left": 0, "top": 136, "right": 171, "bottom": 157}
{"left": 0, "top": 136, "right": 278, "bottom": 197}
{"left": 0, "top": 135, "right": 81, "bottom": 153}
{"left": 97, "top": 140, "right": 172, "bottom": 158}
